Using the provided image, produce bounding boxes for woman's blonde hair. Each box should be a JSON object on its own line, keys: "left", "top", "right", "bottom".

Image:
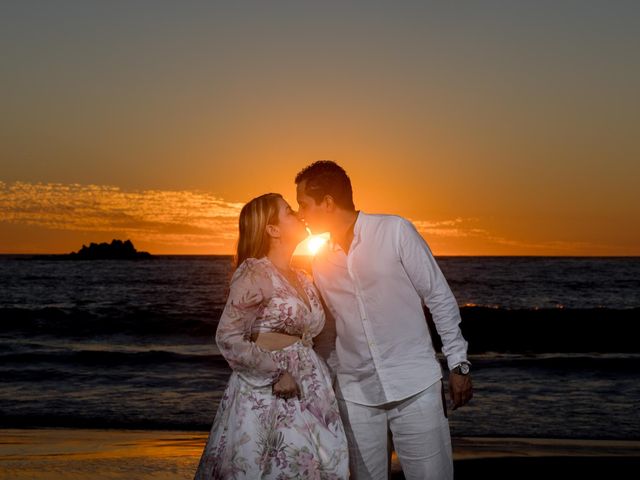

{"left": 234, "top": 193, "right": 282, "bottom": 268}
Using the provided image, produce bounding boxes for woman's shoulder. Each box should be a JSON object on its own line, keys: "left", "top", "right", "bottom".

{"left": 232, "top": 257, "right": 272, "bottom": 283}
{"left": 236, "top": 256, "right": 269, "bottom": 269}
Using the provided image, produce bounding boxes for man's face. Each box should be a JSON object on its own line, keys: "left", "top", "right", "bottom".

{"left": 296, "top": 180, "right": 330, "bottom": 234}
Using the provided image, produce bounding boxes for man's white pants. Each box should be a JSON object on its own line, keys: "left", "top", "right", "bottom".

{"left": 336, "top": 379, "right": 453, "bottom": 480}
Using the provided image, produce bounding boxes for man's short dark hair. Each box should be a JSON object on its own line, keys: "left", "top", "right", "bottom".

{"left": 295, "top": 161, "right": 355, "bottom": 210}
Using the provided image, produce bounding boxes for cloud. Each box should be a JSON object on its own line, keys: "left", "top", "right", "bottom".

{"left": 411, "top": 215, "right": 609, "bottom": 253}
{"left": 0, "top": 181, "right": 243, "bottom": 248}
{"left": 0, "top": 181, "right": 617, "bottom": 254}
{"left": 411, "top": 217, "right": 484, "bottom": 239}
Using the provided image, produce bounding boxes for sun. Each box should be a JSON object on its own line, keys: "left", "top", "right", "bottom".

{"left": 306, "top": 234, "right": 328, "bottom": 255}
{"left": 293, "top": 232, "right": 330, "bottom": 256}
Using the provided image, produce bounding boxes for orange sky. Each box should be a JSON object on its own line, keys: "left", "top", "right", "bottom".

{"left": 1, "top": 2, "right": 639, "bottom": 255}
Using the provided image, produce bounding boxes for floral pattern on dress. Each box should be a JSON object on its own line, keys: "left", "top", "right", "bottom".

{"left": 194, "top": 257, "right": 349, "bottom": 479}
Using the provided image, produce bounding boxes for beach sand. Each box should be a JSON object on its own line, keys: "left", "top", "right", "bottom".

{"left": 1, "top": 428, "right": 639, "bottom": 479}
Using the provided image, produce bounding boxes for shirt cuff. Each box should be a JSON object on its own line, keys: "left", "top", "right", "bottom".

{"left": 447, "top": 357, "right": 471, "bottom": 371}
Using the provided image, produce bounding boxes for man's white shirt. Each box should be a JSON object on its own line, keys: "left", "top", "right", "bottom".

{"left": 311, "top": 211, "right": 469, "bottom": 406}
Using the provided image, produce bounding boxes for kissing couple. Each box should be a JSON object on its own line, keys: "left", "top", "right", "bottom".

{"left": 194, "top": 161, "right": 472, "bottom": 480}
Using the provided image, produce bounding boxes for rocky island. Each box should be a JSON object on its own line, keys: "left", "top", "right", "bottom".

{"left": 68, "top": 239, "right": 152, "bottom": 260}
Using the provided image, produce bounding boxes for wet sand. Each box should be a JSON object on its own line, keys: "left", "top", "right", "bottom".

{"left": 1, "top": 428, "right": 639, "bottom": 479}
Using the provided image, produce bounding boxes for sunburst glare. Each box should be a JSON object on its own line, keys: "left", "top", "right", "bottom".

{"left": 306, "top": 234, "right": 329, "bottom": 255}
{"left": 294, "top": 231, "right": 330, "bottom": 256}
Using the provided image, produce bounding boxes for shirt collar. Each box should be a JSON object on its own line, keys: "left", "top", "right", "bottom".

{"left": 328, "top": 210, "right": 364, "bottom": 253}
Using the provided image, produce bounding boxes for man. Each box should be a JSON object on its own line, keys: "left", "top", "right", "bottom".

{"left": 295, "top": 161, "right": 472, "bottom": 480}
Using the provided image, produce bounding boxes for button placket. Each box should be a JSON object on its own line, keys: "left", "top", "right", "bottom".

{"left": 348, "top": 251, "right": 389, "bottom": 393}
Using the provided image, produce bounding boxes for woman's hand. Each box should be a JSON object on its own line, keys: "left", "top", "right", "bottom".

{"left": 272, "top": 371, "right": 300, "bottom": 400}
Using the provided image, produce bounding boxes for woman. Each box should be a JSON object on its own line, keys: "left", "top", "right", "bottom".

{"left": 194, "top": 193, "right": 349, "bottom": 479}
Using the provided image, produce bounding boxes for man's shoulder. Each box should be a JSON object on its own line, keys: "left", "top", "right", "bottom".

{"left": 361, "top": 212, "right": 410, "bottom": 230}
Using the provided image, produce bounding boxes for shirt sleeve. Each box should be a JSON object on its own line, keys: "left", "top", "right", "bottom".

{"left": 397, "top": 218, "right": 470, "bottom": 370}
{"left": 215, "top": 258, "right": 288, "bottom": 387}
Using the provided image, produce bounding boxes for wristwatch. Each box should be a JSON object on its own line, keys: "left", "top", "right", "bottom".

{"left": 452, "top": 362, "right": 470, "bottom": 375}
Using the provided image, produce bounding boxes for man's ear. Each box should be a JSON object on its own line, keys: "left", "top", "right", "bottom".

{"left": 265, "top": 224, "right": 280, "bottom": 239}
{"left": 323, "top": 195, "right": 336, "bottom": 212}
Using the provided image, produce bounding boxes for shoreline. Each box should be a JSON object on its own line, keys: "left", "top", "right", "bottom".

{"left": 1, "top": 428, "right": 639, "bottom": 479}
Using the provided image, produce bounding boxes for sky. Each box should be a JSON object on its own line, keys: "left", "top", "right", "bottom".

{"left": 1, "top": 1, "right": 639, "bottom": 255}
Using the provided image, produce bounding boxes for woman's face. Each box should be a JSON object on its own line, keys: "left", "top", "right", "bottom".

{"left": 271, "top": 197, "right": 308, "bottom": 246}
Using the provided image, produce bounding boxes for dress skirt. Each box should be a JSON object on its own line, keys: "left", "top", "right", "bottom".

{"left": 194, "top": 340, "right": 349, "bottom": 479}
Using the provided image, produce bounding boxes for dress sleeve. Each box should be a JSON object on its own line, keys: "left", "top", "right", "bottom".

{"left": 215, "top": 259, "right": 288, "bottom": 387}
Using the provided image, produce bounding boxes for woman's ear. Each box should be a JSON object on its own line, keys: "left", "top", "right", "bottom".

{"left": 265, "top": 224, "right": 280, "bottom": 239}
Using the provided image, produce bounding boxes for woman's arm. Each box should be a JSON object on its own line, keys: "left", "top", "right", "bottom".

{"left": 215, "top": 259, "right": 287, "bottom": 387}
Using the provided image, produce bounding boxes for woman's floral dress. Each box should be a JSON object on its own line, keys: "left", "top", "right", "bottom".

{"left": 194, "top": 256, "right": 349, "bottom": 479}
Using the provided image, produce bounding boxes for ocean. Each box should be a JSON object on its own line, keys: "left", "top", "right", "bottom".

{"left": 1, "top": 255, "right": 639, "bottom": 440}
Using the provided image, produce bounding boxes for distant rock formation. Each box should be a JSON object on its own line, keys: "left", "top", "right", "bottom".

{"left": 69, "top": 239, "right": 152, "bottom": 260}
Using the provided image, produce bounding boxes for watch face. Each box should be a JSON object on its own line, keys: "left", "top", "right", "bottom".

{"left": 460, "top": 364, "right": 470, "bottom": 374}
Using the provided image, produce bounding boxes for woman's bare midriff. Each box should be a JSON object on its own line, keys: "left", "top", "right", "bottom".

{"left": 251, "top": 331, "right": 301, "bottom": 351}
